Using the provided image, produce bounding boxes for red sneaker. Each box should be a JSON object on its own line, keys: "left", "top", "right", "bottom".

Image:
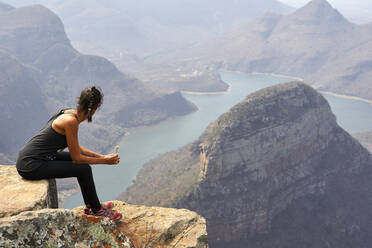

{"left": 84, "top": 202, "right": 114, "bottom": 214}
{"left": 84, "top": 206, "right": 122, "bottom": 222}
{"left": 103, "top": 202, "right": 114, "bottom": 209}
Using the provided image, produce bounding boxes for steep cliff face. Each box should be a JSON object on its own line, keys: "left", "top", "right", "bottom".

{"left": 122, "top": 82, "right": 372, "bottom": 247}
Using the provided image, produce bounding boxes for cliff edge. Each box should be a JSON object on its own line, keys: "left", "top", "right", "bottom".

{"left": 0, "top": 165, "right": 208, "bottom": 248}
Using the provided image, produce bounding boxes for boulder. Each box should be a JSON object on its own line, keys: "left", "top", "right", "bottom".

{"left": 0, "top": 165, "right": 57, "bottom": 218}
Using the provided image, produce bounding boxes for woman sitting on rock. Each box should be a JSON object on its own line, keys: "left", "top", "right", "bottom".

{"left": 16, "top": 86, "right": 122, "bottom": 221}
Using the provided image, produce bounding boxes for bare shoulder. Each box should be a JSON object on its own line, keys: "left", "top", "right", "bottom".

{"left": 52, "top": 114, "right": 78, "bottom": 135}
{"left": 64, "top": 114, "right": 78, "bottom": 124}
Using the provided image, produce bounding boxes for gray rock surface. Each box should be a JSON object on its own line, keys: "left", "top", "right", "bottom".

{"left": 353, "top": 131, "right": 372, "bottom": 153}
{"left": 0, "top": 208, "right": 134, "bottom": 248}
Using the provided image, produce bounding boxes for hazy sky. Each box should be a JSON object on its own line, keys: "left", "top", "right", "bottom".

{"left": 281, "top": 0, "right": 372, "bottom": 23}
{"left": 5, "top": 0, "right": 372, "bottom": 24}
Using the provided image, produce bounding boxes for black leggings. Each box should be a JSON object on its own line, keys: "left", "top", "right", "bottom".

{"left": 17, "top": 152, "right": 101, "bottom": 212}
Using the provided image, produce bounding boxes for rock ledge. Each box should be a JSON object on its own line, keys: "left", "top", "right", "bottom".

{"left": 0, "top": 166, "right": 208, "bottom": 247}
{"left": 0, "top": 165, "right": 57, "bottom": 218}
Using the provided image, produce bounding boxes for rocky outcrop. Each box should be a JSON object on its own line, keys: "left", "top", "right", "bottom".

{"left": 182, "top": 81, "right": 372, "bottom": 247}
{"left": 122, "top": 82, "right": 372, "bottom": 247}
{"left": 0, "top": 165, "right": 57, "bottom": 218}
{"left": 0, "top": 166, "right": 208, "bottom": 247}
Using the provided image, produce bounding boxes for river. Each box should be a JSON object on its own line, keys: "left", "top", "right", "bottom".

{"left": 63, "top": 71, "right": 372, "bottom": 208}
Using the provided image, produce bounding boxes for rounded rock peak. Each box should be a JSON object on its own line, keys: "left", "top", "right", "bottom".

{"left": 201, "top": 81, "right": 333, "bottom": 145}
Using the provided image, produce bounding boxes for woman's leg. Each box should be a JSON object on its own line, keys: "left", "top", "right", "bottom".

{"left": 53, "top": 152, "right": 91, "bottom": 208}
{"left": 19, "top": 159, "right": 101, "bottom": 212}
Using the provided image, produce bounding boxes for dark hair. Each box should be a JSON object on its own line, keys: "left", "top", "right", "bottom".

{"left": 77, "top": 86, "right": 104, "bottom": 122}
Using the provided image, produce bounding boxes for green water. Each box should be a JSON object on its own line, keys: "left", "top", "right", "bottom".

{"left": 63, "top": 71, "right": 372, "bottom": 208}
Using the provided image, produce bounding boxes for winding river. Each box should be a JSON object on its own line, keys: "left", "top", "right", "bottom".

{"left": 63, "top": 71, "right": 372, "bottom": 209}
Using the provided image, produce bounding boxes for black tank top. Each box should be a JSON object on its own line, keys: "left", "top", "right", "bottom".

{"left": 16, "top": 108, "right": 76, "bottom": 172}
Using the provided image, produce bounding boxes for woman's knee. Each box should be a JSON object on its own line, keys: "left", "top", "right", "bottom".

{"left": 76, "top": 164, "right": 94, "bottom": 181}
{"left": 79, "top": 164, "right": 92, "bottom": 173}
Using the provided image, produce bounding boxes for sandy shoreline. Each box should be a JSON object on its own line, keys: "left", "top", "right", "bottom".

{"left": 181, "top": 86, "right": 231, "bottom": 95}
{"left": 247, "top": 71, "right": 372, "bottom": 105}
{"left": 221, "top": 70, "right": 305, "bottom": 81}
{"left": 319, "top": 91, "right": 372, "bottom": 105}
{"left": 251, "top": 71, "right": 305, "bottom": 82}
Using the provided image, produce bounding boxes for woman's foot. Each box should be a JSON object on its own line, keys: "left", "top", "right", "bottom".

{"left": 102, "top": 202, "right": 114, "bottom": 209}
{"left": 84, "top": 202, "right": 114, "bottom": 214}
{"left": 84, "top": 205, "right": 122, "bottom": 222}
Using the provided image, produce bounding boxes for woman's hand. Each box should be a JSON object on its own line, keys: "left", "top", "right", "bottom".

{"left": 104, "top": 154, "right": 120, "bottom": 165}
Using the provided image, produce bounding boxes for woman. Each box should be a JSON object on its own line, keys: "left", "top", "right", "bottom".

{"left": 16, "top": 86, "right": 122, "bottom": 221}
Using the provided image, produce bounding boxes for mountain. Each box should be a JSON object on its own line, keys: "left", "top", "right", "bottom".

{"left": 5, "top": 0, "right": 294, "bottom": 59}
{"left": 0, "top": 4, "right": 196, "bottom": 163}
{"left": 120, "top": 82, "right": 372, "bottom": 247}
{"left": 353, "top": 131, "right": 372, "bottom": 153}
{"left": 0, "top": 51, "right": 47, "bottom": 158}
{"left": 0, "top": 5, "right": 70, "bottom": 64}
{"left": 0, "top": 2, "right": 13, "bottom": 12}
{"left": 2, "top": 0, "right": 294, "bottom": 95}
{"left": 166, "top": 0, "right": 372, "bottom": 100}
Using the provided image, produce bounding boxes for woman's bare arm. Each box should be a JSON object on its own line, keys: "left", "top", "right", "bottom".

{"left": 64, "top": 116, "right": 119, "bottom": 165}
{"left": 79, "top": 146, "right": 103, "bottom": 158}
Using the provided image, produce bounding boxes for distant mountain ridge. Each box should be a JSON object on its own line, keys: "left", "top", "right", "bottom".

{"left": 165, "top": 0, "right": 372, "bottom": 100}
{"left": 0, "top": 5, "right": 70, "bottom": 63}
{"left": 5, "top": 0, "right": 294, "bottom": 59}
{"left": 0, "top": 2, "right": 13, "bottom": 12}
{"left": 0, "top": 3, "right": 196, "bottom": 163}
{"left": 1, "top": 0, "right": 295, "bottom": 96}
